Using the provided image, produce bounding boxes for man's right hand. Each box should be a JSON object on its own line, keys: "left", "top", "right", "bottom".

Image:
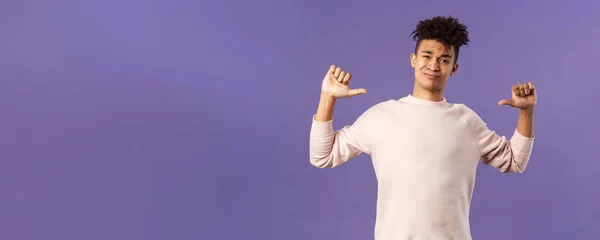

{"left": 321, "top": 65, "right": 368, "bottom": 99}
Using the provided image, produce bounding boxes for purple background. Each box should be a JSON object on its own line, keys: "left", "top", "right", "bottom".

{"left": 1, "top": 0, "right": 599, "bottom": 239}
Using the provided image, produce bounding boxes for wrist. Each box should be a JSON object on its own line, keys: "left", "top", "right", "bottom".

{"left": 320, "top": 92, "right": 337, "bottom": 102}
{"left": 520, "top": 107, "right": 534, "bottom": 115}
{"left": 315, "top": 93, "right": 337, "bottom": 122}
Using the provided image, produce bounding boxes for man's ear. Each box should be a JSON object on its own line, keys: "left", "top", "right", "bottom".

{"left": 410, "top": 53, "right": 416, "bottom": 68}
{"left": 450, "top": 63, "right": 459, "bottom": 76}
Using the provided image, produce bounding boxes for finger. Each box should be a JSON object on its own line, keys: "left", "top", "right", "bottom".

{"left": 338, "top": 71, "right": 346, "bottom": 83}
{"left": 348, "top": 88, "right": 368, "bottom": 97}
{"left": 512, "top": 85, "right": 521, "bottom": 97}
{"left": 498, "top": 99, "right": 514, "bottom": 106}
{"left": 342, "top": 72, "right": 352, "bottom": 84}
{"left": 328, "top": 65, "right": 336, "bottom": 75}
{"left": 529, "top": 82, "right": 535, "bottom": 94}
{"left": 519, "top": 84, "right": 526, "bottom": 96}
{"left": 334, "top": 67, "right": 341, "bottom": 78}
{"left": 523, "top": 83, "right": 531, "bottom": 95}
{"left": 516, "top": 84, "right": 523, "bottom": 97}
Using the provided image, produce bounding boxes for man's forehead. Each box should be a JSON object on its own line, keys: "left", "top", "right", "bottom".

{"left": 419, "top": 40, "right": 454, "bottom": 56}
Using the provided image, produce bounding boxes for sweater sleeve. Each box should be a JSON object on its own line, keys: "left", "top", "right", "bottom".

{"left": 466, "top": 108, "right": 535, "bottom": 173}
{"left": 309, "top": 103, "right": 385, "bottom": 168}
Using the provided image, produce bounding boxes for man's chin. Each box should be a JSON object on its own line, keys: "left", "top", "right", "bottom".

{"left": 418, "top": 82, "right": 443, "bottom": 92}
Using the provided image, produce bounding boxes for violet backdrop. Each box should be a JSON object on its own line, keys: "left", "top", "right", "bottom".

{"left": 1, "top": 0, "right": 598, "bottom": 239}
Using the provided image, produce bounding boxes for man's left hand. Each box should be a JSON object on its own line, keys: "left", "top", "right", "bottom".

{"left": 498, "top": 82, "right": 536, "bottom": 110}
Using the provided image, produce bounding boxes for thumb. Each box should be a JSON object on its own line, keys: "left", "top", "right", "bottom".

{"left": 348, "top": 88, "right": 368, "bottom": 97}
{"left": 498, "top": 99, "right": 514, "bottom": 106}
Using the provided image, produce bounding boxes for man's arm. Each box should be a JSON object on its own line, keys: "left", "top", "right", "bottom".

{"left": 474, "top": 82, "right": 537, "bottom": 173}
{"left": 310, "top": 94, "right": 362, "bottom": 168}
{"left": 466, "top": 106, "right": 535, "bottom": 173}
{"left": 516, "top": 108, "right": 534, "bottom": 138}
{"left": 315, "top": 94, "right": 336, "bottom": 122}
{"left": 309, "top": 95, "right": 382, "bottom": 168}
{"left": 309, "top": 65, "right": 371, "bottom": 168}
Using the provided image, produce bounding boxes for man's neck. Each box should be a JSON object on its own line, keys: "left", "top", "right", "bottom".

{"left": 411, "top": 88, "right": 444, "bottom": 102}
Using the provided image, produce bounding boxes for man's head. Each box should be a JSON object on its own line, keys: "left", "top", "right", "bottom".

{"left": 409, "top": 16, "right": 469, "bottom": 98}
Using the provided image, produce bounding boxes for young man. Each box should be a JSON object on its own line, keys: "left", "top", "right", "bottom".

{"left": 309, "top": 16, "right": 536, "bottom": 239}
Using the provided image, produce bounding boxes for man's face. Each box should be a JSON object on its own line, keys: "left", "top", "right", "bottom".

{"left": 410, "top": 39, "right": 458, "bottom": 93}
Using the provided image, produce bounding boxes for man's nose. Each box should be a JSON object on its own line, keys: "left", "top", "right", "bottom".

{"left": 427, "top": 60, "right": 440, "bottom": 71}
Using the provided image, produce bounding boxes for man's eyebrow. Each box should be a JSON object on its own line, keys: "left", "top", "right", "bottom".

{"left": 421, "top": 51, "right": 453, "bottom": 59}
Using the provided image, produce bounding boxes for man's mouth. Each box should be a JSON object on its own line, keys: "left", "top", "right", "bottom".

{"left": 423, "top": 72, "right": 440, "bottom": 78}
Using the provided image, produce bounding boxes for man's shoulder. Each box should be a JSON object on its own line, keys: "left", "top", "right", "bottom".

{"left": 355, "top": 99, "right": 399, "bottom": 120}
{"left": 373, "top": 99, "right": 399, "bottom": 107}
{"left": 454, "top": 103, "right": 476, "bottom": 114}
{"left": 453, "top": 103, "right": 485, "bottom": 125}
{"left": 364, "top": 99, "right": 399, "bottom": 112}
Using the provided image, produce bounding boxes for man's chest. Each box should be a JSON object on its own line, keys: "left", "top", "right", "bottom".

{"left": 370, "top": 116, "right": 480, "bottom": 180}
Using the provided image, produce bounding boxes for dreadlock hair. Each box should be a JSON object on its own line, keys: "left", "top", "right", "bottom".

{"left": 410, "top": 16, "right": 470, "bottom": 63}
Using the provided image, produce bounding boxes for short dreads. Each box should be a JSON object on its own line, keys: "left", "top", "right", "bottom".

{"left": 410, "top": 16, "right": 470, "bottom": 63}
